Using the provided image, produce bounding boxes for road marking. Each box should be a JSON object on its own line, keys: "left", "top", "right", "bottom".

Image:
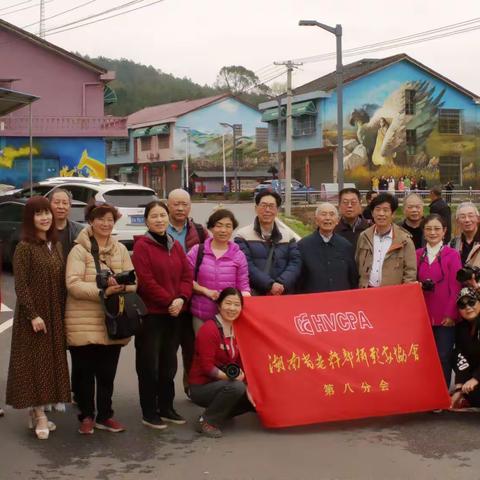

{"left": 0, "top": 318, "right": 13, "bottom": 334}
{"left": 1, "top": 303, "right": 12, "bottom": 312}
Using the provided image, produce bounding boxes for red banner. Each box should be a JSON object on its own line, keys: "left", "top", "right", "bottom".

{"left": 236, "top": 284, "right": 450, "bottom": 428}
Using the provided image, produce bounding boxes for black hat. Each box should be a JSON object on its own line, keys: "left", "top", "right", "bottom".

{"left": 456, "top": 287, "right": 479, "bottom": 306}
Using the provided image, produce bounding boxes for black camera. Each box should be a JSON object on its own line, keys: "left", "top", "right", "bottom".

{"left": 221, "top": 363, "right": 241, "bottom": 380}
{"left": 456, "top": 266, "right": 480, "bottom": 284}
{"left": 96, "top": 269, "right": 136, "bottom": 290}
{"left": 421, "top": 279, "right": 435, "bottom": 292}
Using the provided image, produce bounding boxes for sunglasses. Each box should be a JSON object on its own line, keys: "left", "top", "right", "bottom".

{"left": 457, "top": 298, "right": 477, "bottom": 309}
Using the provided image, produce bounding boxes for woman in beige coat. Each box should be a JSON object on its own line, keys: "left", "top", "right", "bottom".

{"left": 65, "top": 202, "right": 135, "bottom": 435}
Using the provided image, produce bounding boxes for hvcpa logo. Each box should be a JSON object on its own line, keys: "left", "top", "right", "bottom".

{"left": 294, "top": 311, "right": 373, "bottom": 335}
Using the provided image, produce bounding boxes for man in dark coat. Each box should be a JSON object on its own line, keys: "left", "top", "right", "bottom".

{"left": 235, "top": 190, "right": 301, "bottom": 295}
{"left": 429, "top": 186, "right": 452, "bottom": 242}
{"left": 298, "top": 202, "right": 358, "bottom": 293}
{"left": 334, "top": 187, "right": 370, "bottom": 250}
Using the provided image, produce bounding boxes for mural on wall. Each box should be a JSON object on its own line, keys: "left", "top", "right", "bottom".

{"left": 0, "top": 137, "right": 105, "bottom": 186}
{"left": 173, "top": 98, "right": 269, "bottom": 171}
{"left": 322, "top": 62, "right": 479, "bottom": 187}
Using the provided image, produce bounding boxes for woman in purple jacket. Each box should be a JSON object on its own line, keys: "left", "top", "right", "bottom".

{"left": 416, "top": 213, "right": 462, "bottom": 387}
{"left": 187, "top": 209, "right": 250, "bottom": 333}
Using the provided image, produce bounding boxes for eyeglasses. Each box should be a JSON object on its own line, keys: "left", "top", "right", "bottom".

{"left": 457, "top": 298, "right": 477, "bottom": 309}
{"left": 340, "top": 200, "right": 359, "bottom": 206}
{"left": 258, "top": 202, "right": 277, "bottom": 211}
{"left": 424, "top": 227, "right": 443, "bottom": 232}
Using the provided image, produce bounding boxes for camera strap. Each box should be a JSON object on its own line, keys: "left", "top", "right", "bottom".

{"left": 90, "top": 236, "right": 103, "bottom": 276}
{"left": 214, "top": 315, "right": 235, "bottom": 360}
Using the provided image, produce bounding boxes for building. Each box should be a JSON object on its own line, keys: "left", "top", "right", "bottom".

{"left": 260, "top": 54, "right": 480, "bottom": 188}
{"left": 120, "top": 94, "right": 268, "bottom": 196}
{"left": 0, "top": 19, "right": 126, "bottom": 187}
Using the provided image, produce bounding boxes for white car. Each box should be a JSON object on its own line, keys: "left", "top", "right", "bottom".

{"left": 5, "top": 178, "right": 158, "bottom": 249}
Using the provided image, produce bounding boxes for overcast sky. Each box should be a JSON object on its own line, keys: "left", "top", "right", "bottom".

{"left": 5, "top": 0, "right": 480, "bottom": 95}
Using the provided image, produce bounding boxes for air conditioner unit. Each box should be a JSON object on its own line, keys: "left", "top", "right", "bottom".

{"left": 147, "top": 153, "right": 154, "bottom": 160}
{"left": 154, "top": 153, "right": 160, "bottom": 159}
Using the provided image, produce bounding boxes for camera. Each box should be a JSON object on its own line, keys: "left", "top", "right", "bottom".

{"left": 421, "top": 279, "right": 435, "bottom": 292}
{"left": 220, "top": 363, "right": 241, "bottom": 380}
{"left": 456, "top": 266, "right": 480, "bottom": 284}
{"left": 96, "top": 269, "right": 136, "bottom": 290}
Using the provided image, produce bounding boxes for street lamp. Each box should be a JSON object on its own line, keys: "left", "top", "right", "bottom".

{"left": 220, "top": 122, "right": 241, "bottom": 199}
{"left": 176, "top": 125, "right": 191, "bottom": 191}
{"left": 299, "top": 19, "right": 344, "bottom": 191}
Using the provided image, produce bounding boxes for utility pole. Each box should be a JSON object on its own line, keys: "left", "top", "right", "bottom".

{"left": 39, "top": 0, "right": 46, "bottom": 38}
{"left": 274, "top": 60, "right": 302, "bottom": 216}
{"left": 299, "top": 20, "right": 344, "bottom": 190}
{"left": 276, "top": 97, "right": 282, "bottom": 179}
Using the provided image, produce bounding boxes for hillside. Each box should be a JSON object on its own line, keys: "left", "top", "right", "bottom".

{"left": 84, "top": 55, "right": 267, "bottom": 116}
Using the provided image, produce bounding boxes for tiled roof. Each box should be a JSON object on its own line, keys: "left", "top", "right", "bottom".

{"left": 127, "top": 94, "right": 231, "bottom": 127}
{"left": 293, "top": 53, "right": 479, "bottom": 100}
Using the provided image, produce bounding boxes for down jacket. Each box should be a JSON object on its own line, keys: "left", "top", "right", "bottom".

{"left": 64, "top": 227, "right": 136, "bottom": 347}
{"left": 355, "top": 223, "right": 417, "bottom": 288}
{"left": 132, "top": 232, "right": 193, "bottom": 314}
{"left": 234, "top": 217, "right": 301, "bottom": 295}
{"left": 187, "top": 237, "right": 250, "bottom": 321}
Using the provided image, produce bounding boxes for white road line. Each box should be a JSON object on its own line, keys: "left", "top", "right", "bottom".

{"left": 1, "top": 303, "right": 12, "bottom": 312}
{"left": 0, "top": 318, "right": 13, "bottom": 334}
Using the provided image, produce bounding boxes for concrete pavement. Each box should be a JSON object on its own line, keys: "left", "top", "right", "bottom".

{"left": 1, "top": 203, "right": 480, "bottom": 479}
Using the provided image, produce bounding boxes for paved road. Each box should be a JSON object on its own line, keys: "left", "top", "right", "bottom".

{"left": 1, "top": 203, "right": 480, "bottom": 479}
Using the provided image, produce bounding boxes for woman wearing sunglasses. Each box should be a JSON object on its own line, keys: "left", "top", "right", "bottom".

{"left": 416, "top": 214, "right": 462, "bottom": 387}
{"left": 451, "top": 288, "right": 480, "bottom": 409}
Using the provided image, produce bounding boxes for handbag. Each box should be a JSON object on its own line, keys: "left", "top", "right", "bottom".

{"left": 90, "top": 237, "right": 147, "bottom": 340}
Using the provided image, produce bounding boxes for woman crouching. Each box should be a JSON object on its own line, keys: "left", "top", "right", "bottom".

{"left": 451, "top": 288, "right": 480, "bottom": 409}
{"left": 189, "top": 287, "right": 255, "bottom": 438}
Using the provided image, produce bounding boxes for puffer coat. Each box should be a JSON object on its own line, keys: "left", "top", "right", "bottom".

{"left": 187, "top": 237, "right": 250, "bottom": 321}
{"left": 64, "top": 226, "right": 136, "bottom": 347}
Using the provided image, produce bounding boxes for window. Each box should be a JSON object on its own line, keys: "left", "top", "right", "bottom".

{"left": 63, "top": 186, "right": 96, "bottom": 204}
{"left": 0, "top": 203, "right": 24, "bottom": 222}
{"left": 439, "top": 156, "right": 461, "bottom": 184}
{"left": 157, "top": 135, "right": 169, "bottom": 149}
{"left": 270, "top": 121, "right": 286, "bottom": 141}
{"left": 140, "top": 136, "right": 151, "bottom": 151}
{"left": 293, "top": 116, "right": 316, "bottom": 137}
{"left": 438, "top": 109, "right": 461, "bottom": 134}
{"left": 405, "top": 89, "right": 416, "bottom": 115}
{"left": 106, "top": 139, "right": 129, "bottom": 156}
{"left": 406, "top": 129, "right": 417, "bottom": 155}
{"left": 102, "top": 189, "right": 158, "bottom": 208}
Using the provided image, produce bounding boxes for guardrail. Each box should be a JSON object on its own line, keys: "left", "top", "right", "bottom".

{"left": 278, "top": 189, "right": 480, "bottom": 206}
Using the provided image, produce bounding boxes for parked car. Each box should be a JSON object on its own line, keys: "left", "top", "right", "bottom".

{"left": 254, "top": 179, "right": 320, "bottom": 203}
{"left": 0, "top": 198, "right": 87, "bottom": 266}
{"left": 0, "top": 177, "right": 158, "bottom": 250}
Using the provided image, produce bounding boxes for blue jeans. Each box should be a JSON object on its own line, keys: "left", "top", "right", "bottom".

{"left": 432, "top": 325, "right": 455, "bottom": 388}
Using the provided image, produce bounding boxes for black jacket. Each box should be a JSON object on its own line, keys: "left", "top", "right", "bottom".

{"left": 334, "top": 216, "right": 370, "bottom": 251}
{"left": 453, "top": 319, "right": 480, "bottom": 384}
{"left": 297, "top": 231, "right": 358, "bottom": 294}
{"left": 429, "top": 198, "right": 452, "bottom": 242}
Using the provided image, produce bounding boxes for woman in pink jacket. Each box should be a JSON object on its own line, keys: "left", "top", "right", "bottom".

{"left": 416, "top": 213, "right": 462, "bottom": 388}
{"left": 187, "top": 209, "right": 250, "bottom": 333}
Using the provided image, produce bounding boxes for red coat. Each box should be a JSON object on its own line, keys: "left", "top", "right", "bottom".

{"left": 132, "top": 233, "right": 193, "bottom": 314}
{"left": 189, "top": 319, "right": 243, "bottom": 385}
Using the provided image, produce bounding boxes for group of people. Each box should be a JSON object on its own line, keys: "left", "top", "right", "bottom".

{"left": 4, "top": 183, "right": 480, "bottom": 440}
{"left": 371, "top": 174, "right": 428, "bottom": 193}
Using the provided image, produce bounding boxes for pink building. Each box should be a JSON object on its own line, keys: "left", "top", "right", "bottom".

{"left": 0, "top": 19, "right": 126, "bottom": 186}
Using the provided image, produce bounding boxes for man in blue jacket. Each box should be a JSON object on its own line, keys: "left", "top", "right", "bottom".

{"left": 298, "top": 202, "right": 358, "bottom": 293}
{"left": 235, "top": 190, "right": 301, "bottom": 295}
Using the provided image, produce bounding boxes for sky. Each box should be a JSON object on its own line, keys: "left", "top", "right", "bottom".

{"left": 3, "top": 0, "right": 480, "bottom": 95}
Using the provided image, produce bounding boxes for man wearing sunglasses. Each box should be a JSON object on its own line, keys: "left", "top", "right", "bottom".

{"left": 451, "top": 288, "right": 480, "bottom": 410}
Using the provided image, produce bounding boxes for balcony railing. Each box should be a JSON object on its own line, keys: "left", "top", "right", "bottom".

{"left": 0, "top": 115, "right": 128, "bottom": 138}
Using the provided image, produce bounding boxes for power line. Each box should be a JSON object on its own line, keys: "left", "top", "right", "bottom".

{"left": 21, "top": 0, "right": 99, "bottom": 31}
{"left": 44, "top": 0, "right": 167, "bottom": 37}
{"left": 1, "top": 0, "right": 54, "bottom": 17}
{"left": 43, "top": 0, "right": 147, "bottom": 34}
{"left": 0, "top": 0, "right": 33, "bottom": 13}
{"left": 293, "top": 17, "right": 480, "bottom": 64}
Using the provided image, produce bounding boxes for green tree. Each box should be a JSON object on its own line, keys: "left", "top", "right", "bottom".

{"left": 215, "top": 65, "right": 259, "bottom": 94}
